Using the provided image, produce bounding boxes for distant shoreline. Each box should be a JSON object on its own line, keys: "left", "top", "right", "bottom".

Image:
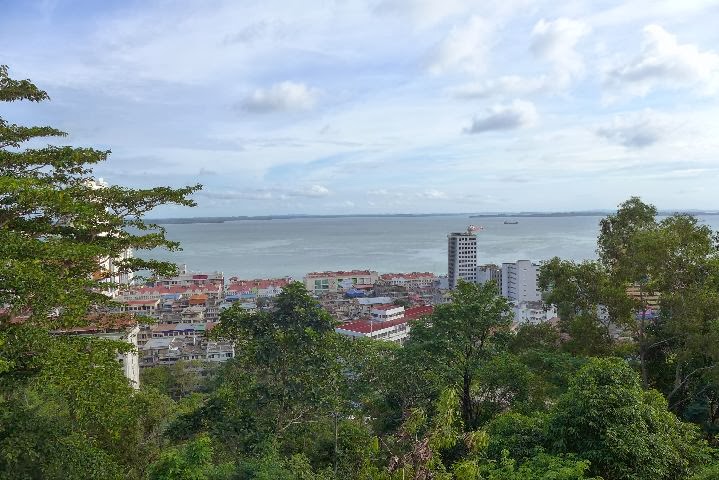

{"left": 145, "top": 210, "right": 719, "bottom": 225}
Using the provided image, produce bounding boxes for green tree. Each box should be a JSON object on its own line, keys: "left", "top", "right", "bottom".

{"left": 404, "top": 281, "right": 512, "bottom": 430}
{"left": 549, "top": 357, "right": 710, "bottom": 479}
{"left": 207, "top": 282, "right": 344, "bottom": 454}
{"left": 0, "top": 65, "right": 199, "bottom": 478}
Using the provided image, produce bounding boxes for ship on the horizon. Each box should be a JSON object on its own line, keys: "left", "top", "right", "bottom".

{"left": 503, "top": 220, "right": 519, "bottom": 224}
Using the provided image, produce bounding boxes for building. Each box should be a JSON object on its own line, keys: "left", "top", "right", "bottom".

{"left": 304, "top": 270, "right": 379, "bottom": 294}
{"left": 227, "top": 277, "right": 292, "bottom": 297}
{"left": 335, "top": 305, "right": 433, "bottom": 344}
{"left": 379, "top": 272, "right": 437, "bottom": 289}
{"left": 512, "top": 301, "right": 558, "bottom": 325}
{"left": 476, "top": 264, "right": 502, "bottom": 292}
{"left": 501, "top": 260, "right": 541, "bottom": 303}
{"left": 448, "top": 228, "right": 479, "bottom": 289}
{"left": 55, "top": 316, "right": 140, "bottom": 389}
{"left": 154, "top": 265, "right": 224, "bottom": 288}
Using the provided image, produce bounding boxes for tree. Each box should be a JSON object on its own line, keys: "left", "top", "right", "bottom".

{"left": 207, "top": 282, "right": 345, "bottom": 453}
{"left": 0, "top": 65, "right": 199, "bottom": 478}
{"left": 548, "top": 357, "right": 710, "bottom": 480}
{"left": 403, "top": 281, "right": 512, "bottom": 430}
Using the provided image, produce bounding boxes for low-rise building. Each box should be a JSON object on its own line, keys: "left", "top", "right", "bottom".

{"left": 512, "top": 301, "right": 558, "bottom": 325}
{"left": 335, "top": 305, "right": 433, "bottom": 345}
{"left": 304, "top": 270, "right": 379, "bottom": 295}
{"left": 379, "top": 272, "right": 437, "bottom": 289}
{"left": 56, "top": 317, "right": 140, "bottom": 389}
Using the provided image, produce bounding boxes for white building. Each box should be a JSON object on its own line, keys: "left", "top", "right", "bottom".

{"left": 335, "top": 305, "right": 433, "bottom": 345}
{"left": 370, "top": 304, "right": 405, "bottom": 321}
{"left": 57, "top": 320, "right": 141, "bottom": 389}
{"left": 512, "top": 301, "right": 557, "bottom": 325}
{"left": 476, "top": 264, "right": 502, "bottom": 292}
{"left": 501, "top": 260, "right": 541, "bottom": 303}
{"left": 448, "top": 228, "right": 478, "bottom": 289}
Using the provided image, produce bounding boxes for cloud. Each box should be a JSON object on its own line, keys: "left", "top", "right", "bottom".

{"left": 604, "top": 24, "right": 719, "bottom": 97}
{"left": 428, "top": 15, "right": 492, "bottom": 74}
{"left": 198, "top": 184, "right": 330, "bottom": 201}
{"left": 240, "top": 81, "right": 319, "bottom": 113}
{"left": 531, "top": 18, "right": 590, "bottom": 84}
{"left": 463, "top": 100, "right": 537, "bottom": 134}
{"left": 372, "top": 0, "right": 470, "bottom": 28}
{"left": 449, "top": 75, "right": 549, "bottom": 99}
{"left": 294, "top": 184, "right": 330, "bottom": 197}
{"left": 596, "top": 111, "right": 670, "bottom": 148}
{"left": 417, "top": 189, "right": 447, "bottom": 199}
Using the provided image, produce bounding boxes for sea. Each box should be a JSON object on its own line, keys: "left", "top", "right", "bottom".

{"left": 138, "top": 214, "right": 719, "bottom": 280}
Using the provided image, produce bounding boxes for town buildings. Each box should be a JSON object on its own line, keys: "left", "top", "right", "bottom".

{"left": 447, "top": 228, "right": 478, "bottom": 289}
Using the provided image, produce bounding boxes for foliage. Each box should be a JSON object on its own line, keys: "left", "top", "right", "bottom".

{"left": 549, "top": 357, "right": 710, "bottom": 479}
{"left": 404, "top": 281, "right": 512, "bottom": 429}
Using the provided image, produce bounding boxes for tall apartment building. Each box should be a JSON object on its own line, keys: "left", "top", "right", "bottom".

{"left": 447, "top": 228, "right": 478, "bottom": 289}
{"left": 501, "top": 260, "right": 541, "bottom": 303}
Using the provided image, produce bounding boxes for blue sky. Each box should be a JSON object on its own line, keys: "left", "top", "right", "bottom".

{"left": 3, "top": 0, "right": 719, "bottom": 216}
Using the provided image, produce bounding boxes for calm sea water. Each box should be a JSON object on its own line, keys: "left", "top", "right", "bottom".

{"left": 139, "top": 215, "right": 719, "bottom": 279}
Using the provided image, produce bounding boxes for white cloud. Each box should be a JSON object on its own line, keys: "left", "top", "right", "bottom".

{"left": 198, "top": 184, "right": 330, "bottom": 201}
{"left": 531, "top": 18, "right": 590, "bottom": 85}
{"left": 463, "top": 100, "right": 538, "bottom": 134}
{"left": 604, "top": 24, "right": 719, "bottom": 97}
{"left": 449, "top": 75, "right": 549, "bottom": 99}
{"left": 372, "top": 0, "right": 470, "bottom": 28}
{"left": 296, "top": 184, "right": 330, "bottom": 197}
{"left": 596, "top": 110, "right": 671, "bottom": 149}
{"left": 428, "top": 15, "right": 492, "bottom": 74}
{"left": 241, "top": 81, "right": 319, "bottom": 113}
{"left": 417, "top": 189, "right": 447, "bottom": 199}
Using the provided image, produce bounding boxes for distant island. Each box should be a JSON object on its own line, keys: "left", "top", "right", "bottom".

{"left": 146, "top": 210, "right": 719, "bottom": 225}
{"left": 145, "top": 213, "right": 464, "bottom": 225}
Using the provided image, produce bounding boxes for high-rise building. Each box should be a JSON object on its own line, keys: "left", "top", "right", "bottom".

{"left": 447, "top": 228, "right": 478, "bottom": 289}
{"left": 501, "top": 260, "right": 541, "bottom": 303}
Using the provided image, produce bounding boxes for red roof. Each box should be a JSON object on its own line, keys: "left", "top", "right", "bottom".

{"left": 125, "top": 299, "right": 160, "bottom": 306}
{"left": 380, "top": 272, "right": 436, "bottom": 280}
{"left": 305, "top": 270, "right": 375, "bottom": 278}
{"left": 227, "top": 278, "right": 291, "bottom": 292}
{"left": 405, "top": 305, "right": 434, "bottom": 320}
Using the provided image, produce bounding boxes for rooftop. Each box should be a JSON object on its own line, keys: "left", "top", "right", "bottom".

{"left": 305, "top": 270, "right": 376, "bottom": 278}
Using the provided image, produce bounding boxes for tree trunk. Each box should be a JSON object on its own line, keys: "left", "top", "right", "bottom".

{"left": 462, "top": 370, "right": 472, "bottom": 429}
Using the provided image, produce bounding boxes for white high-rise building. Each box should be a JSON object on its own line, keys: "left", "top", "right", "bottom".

{"left": 501, "top": 260, "right": 541, "bottom": 303}
{"left": 447, "top": 228, "right": 478, "bottom": 289}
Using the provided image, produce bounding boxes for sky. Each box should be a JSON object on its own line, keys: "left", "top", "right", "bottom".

{"left": 2, "top": 0, "right": 719, "bottom": 216}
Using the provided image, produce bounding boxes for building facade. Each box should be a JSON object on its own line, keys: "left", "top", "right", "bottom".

{"left": 304, "top": 270, "right": 379, "bottom": 294}
{"left": 501, "top": 260, "right": 541, "bottom": 303}
{"left": 476, "top": 264, "right": 502, "bottom": 292}
{"left": 447, "top": 229, "right": 478, "bottom": 289}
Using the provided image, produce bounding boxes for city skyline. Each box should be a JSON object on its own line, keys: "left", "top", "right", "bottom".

{"left": 3, "top": 0, "right": 719, "bottom": 216}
